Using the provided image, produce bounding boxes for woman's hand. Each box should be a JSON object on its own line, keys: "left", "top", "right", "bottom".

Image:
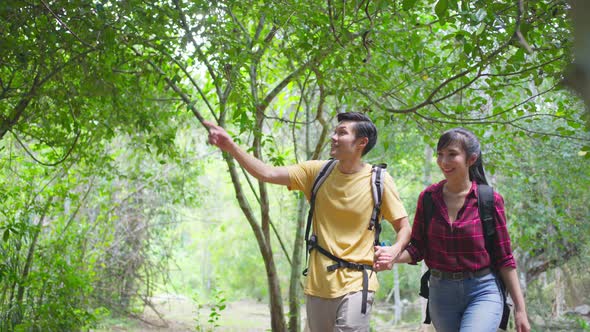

{"left": 373, "top": 244, "right": 401, "bottom": 271}
{"left": 514, "top": 309, "right": 531, "bottom": 332}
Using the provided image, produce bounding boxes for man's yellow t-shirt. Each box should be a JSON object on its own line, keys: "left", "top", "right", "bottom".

{"left": 288, "top": 160, "right": 408, "bottom": 298}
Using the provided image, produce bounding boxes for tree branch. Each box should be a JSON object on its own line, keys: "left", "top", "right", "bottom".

{"left": 172, "top": 0, "right": 221, "bottom": 97}
{"left": 129, "top": 46, "right": 209, "bottom": 131}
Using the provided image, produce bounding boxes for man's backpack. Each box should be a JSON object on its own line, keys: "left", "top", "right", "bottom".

{"left": 419, "top": 184, "right": 511, "bottom": 330}
{"left": 302, "top": 159, "right": 387, "bottom": 314}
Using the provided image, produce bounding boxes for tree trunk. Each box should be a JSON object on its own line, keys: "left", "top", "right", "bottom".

{"left": 288, "top": 195, "right": 307, "bottom": 332}
{"left": 552, "top": 268, "right": 564, "bottom": 318}
{"left": 223, "top": 155, "right": 287, "bottom": 331}
{"left": 261, "top": 240, "right": 287, "bottom": 332}
{"left": 13, "top": 200, "right": 51, "bottom": 326}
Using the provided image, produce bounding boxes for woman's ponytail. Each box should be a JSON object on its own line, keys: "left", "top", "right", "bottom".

{"left": 469, "top": 153, "right": 488, "bottom": 185}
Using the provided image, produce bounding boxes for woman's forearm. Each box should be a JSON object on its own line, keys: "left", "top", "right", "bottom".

{"left": 499, "top": 267, "right": 526, "bottom": 312}
{"left": 395, "top": 249, "right": 413, "bottom": 264}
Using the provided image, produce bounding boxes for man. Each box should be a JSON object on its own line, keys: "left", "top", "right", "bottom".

{"left": 205, "top": 112, "right": 410, "bottom": 331}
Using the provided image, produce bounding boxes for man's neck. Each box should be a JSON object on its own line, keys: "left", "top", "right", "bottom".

{"left": 337, "top": 158, "right": 365, "bottom": 174}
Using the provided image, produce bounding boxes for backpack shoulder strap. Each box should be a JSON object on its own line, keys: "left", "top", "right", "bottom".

{"left": 477, "top": 184, "right": 496, "bottom": 263}
{"left": 311, "top": 159, "right": 338, "bottom": 199}
{"left": 420, "top": 190, "right": 434, "bottom": 324}
{"left": 370, "top": 163, "right": 387, "bottom": 245}
{"left": 303, "top": 159, "right": 338, "bottom": 276}
{"left": 477, "top": 184, "right": 511, "bottom": 330}
{"left": 369, "top": 163, "right": 387, "bottom": 229}
{"left": 304, "top": 159, "right": 338, "bottom": 245}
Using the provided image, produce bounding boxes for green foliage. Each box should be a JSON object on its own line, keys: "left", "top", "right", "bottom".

{"left": 0, "top": 0, "right": 589, "bottom": 329}
{"left": 194, "top": 289, "right": 227, "bottom": 332}
{"left": 0, "top": 119, "right": 204, "bottom": 329}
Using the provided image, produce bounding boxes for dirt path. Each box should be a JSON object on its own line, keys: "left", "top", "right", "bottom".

{"left": 106, "top": 294, "right": 427, "bottom": 332}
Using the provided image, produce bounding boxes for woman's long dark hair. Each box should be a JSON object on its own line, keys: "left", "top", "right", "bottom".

{"left": 437, "top": 128, "right": 488, "bottom": 185}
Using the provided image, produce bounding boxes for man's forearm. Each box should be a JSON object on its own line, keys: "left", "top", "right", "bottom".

{"left": 226, "top": 142, "right": 270, "bottom": 180}
{"left": 393, "top": 217, "right": 411, "bottom": 248}
{"left": 225, "top": 142, "right": 290, "bottom": 185}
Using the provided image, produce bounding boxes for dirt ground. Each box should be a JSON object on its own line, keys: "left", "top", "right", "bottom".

{"left": 103, "top": 294, "right": 430, "bottom": 332}
{"left": 97, "top": 293, "right": 590, "bottom": 332}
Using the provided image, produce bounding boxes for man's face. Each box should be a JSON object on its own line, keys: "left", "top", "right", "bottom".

{"left": 329, "top": 121, "right": 366, "bottom": 160}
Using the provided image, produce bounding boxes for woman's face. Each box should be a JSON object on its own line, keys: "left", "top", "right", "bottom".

{"left": 437, "top": 141, "right": 474, "bottom": 181}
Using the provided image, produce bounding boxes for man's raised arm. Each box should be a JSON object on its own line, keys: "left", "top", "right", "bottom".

{"left": 204, "top": 121, "right": 291, "bottom": 186}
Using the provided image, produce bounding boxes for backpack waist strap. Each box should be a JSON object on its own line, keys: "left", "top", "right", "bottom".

{"left": 305, "top": 235, "right": 373, "bottom": 314}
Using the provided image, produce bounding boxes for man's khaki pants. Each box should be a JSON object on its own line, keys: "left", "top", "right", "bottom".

{"left": 305, "top": 291, "right": 375, "bottom": 332}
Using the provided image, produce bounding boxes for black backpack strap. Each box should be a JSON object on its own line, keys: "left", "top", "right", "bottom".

{"left": 420, "top": 268, "right": 432, "bottom": 324}
{"left": 370, "top": 163, "right": 387, "bottom": 245}
{"left": 477, "top": 184, "right": 511, "bottom": 331}
{"left": 420, "top": 191, "right": 434, "bottom": 324}
{"left": 306, "top": 235, "right": 373, "bottom": 313}
{"left": 303, "top": 159, "right": 338, "bottom": 276}
{"left": 477, "top": 184, "right": 495, "bottom": 260}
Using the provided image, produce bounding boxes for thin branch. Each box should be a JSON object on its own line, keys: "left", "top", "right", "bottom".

{"left": 145, "top": 41, "right": 218, "bottom": 123}
{"left": 172, "top": 0, "right": 221, "bottom": 96}
{"left": 382, "top": 2, "right": 538, "bottom": 114}
{"left": 327, "top": 0, "right": 345, "bottom": 47}
{"left": 262, "top": 53, "right": 327, "bottom": 112}
{"left": 40, "top": 0, "right": 94, "bottom": 47}
{"left": 290, "top": 72, "right": 311, "bottom": 164}
{"left": 129, "top": 45, "right": 209, "bottom": 131}
{"left": 311, "top": 68, "right": 330, "bottom": 160}
{"left": 238, "top": 166, "right": 293, "bottom": 266}
{"left": 264, "top": 114, "right": 315, "bottom": 125}
{"left": 514, "top": 0, "right": 533, "bottom": 53}
{"left": 252, "top": 13, "right": 266, "bottom": 43}
{"left": 10, "top": 128, "right": 81, "bottom": 167}
{"left": 228, "top": 6, "right": 253, "bottom": 45}
{"left": 361, "top": 0, "right": 373, "bottom": 63}
{"left": 60, "top": 177, "right": 96, "bottom": 235}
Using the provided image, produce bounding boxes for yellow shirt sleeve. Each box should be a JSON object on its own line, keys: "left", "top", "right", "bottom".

{"left": 286, "top": 160, "right": 325, "bottom": 200}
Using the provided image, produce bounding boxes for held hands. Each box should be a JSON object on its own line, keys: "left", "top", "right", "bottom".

{"left": 373, "top": 244, "right": 401, "bottom": 271}
{"left": 204, "top": 120, "right": 234, "bottom": 152}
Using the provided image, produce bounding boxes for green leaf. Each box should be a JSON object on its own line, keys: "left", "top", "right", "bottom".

{"left": 402, "top": 0, "right": 417, "bottom": 11}
{"left": 476, "top": 23, "right": 486, "bottom": 35}
{"left": 435, "top": 0, "right": 449, "bottom": 20}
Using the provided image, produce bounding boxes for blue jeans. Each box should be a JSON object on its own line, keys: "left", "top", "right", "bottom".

{"left": 429, "top": 272, "right": 503, "bottom": 332}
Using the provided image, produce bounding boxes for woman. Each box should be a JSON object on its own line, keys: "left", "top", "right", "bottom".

{"left": 375, "top": 128, "right": 530, "bottom": 332}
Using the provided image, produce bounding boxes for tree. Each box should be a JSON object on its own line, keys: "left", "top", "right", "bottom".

{"left": 2, "top": 0, "right": 589, "bottom": 330}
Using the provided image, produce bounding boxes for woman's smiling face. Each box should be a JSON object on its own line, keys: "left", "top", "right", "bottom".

{"left": 437, "top": 142, "right": 473, "bottom": 180}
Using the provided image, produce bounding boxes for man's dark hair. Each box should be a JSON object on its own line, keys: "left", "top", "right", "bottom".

{"left": 337, "top": 112, "right": 378, "bottom": 156}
